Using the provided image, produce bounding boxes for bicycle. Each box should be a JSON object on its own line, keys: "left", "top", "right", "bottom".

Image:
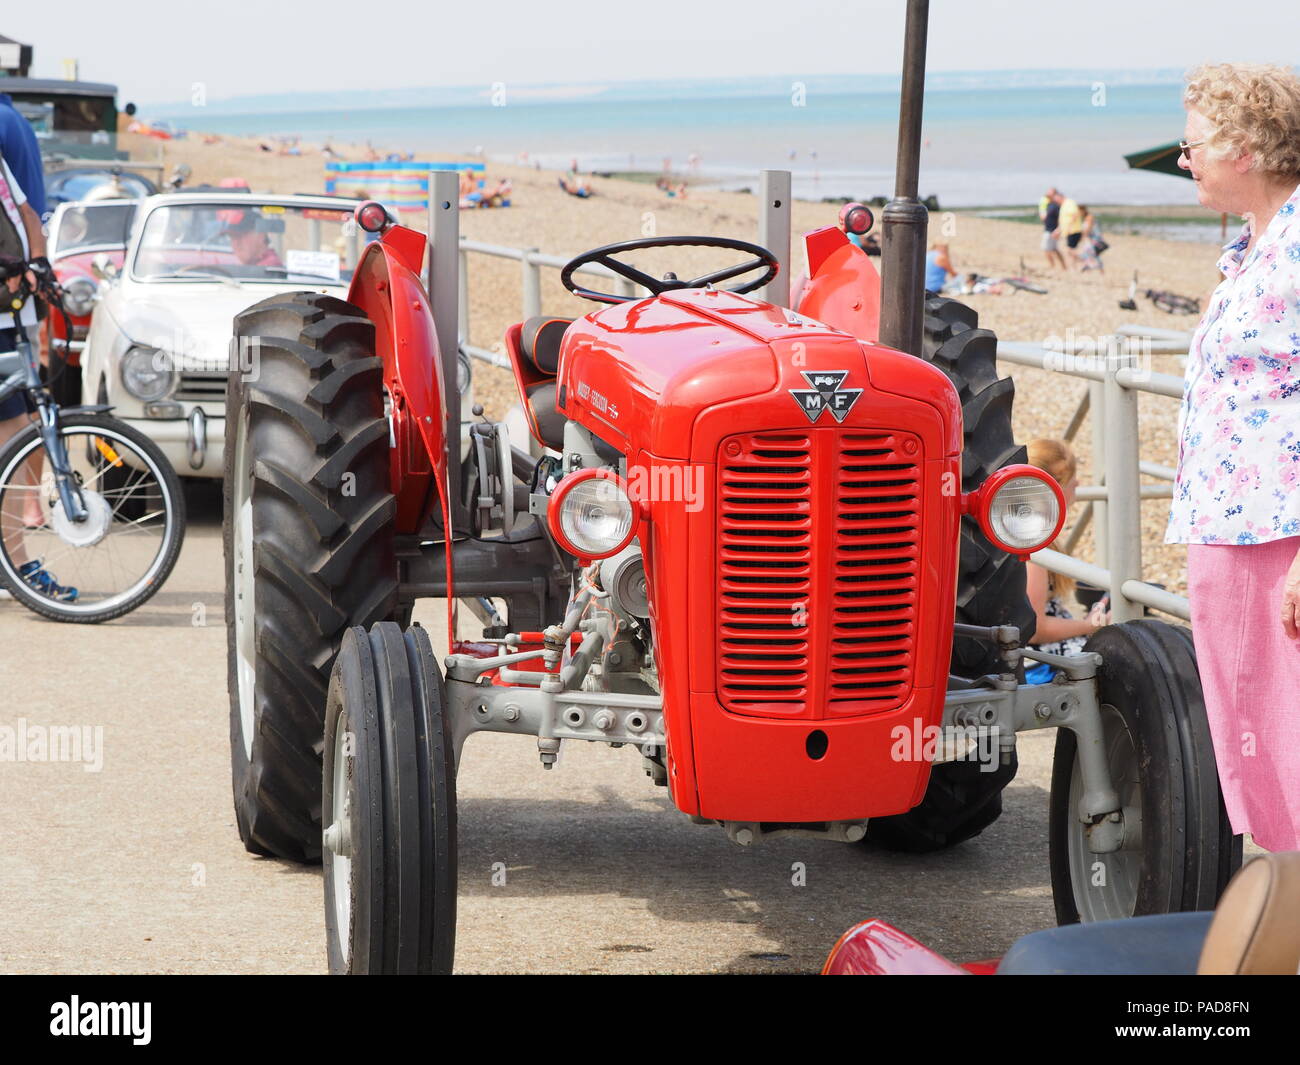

{"left": 1146, "top": 288, "right": 1200, "bottom": 315}
{"left": 0, "top": 256, "right": 185, "bottom": 622}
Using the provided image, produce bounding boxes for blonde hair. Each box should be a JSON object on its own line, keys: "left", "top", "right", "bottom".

{"left": 1026, "top": 438, "right": 1078, "bottom": 599}
{"left": 1184, "top": 63, "right": 1300, "bottom": 180}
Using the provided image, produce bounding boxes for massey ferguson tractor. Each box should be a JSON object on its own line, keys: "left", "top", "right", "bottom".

{"left": 223, "top": 1, "right": 1239, "bottom": 973}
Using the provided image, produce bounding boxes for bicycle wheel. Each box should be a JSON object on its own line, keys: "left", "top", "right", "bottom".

{"left": 1004, "top": 277, "right": 1048, "bottom": 295}
{"left": 0, "top": 412, "right": 186, "bottom": 622}
{"left": 1150, "top": 291, "right": 1199, "bottom": 315}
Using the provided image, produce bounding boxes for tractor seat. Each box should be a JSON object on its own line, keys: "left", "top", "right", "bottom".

{"left": 515, "top": 316, "right": 574, "bottom": 451}
{"left": 521, "top": 316, "right": 573, "bottom": 375}
{"left": 1197, "top": 850, "right": 1300, "bottom": 974}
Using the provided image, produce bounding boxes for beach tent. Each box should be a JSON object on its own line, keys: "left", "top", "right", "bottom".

{"left": 325, "top": 161, "right": 484, "bottom": 212}
{"left": 1123, "top": 141, "right": 1191, "bottom": 180}
{"left": 1125, "top": 139, "right": 1229, "bottom": 237}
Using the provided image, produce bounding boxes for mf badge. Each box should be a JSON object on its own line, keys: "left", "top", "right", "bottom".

{"left": 790, "top": 371, "right": 862, "bottom": 423}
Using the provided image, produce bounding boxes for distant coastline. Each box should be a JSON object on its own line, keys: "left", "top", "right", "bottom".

{"left": 144, "top": 67, "right": 1192, "bottom": 115}
{"left": 147, "top": 68, "right": 1212, "bottom": 211}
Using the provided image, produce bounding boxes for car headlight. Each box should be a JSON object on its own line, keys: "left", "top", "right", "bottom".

{"left": 547, "top": 468, "right": 639, "bottom": 560}
{"left": 970, "top": 465, "right": 1065, "bottom": 559}
{"left": 62, "top": 276, "right": 98, "bottom": 317}
{"left": 120, "top": 345, "right": 177, "bottom": 401}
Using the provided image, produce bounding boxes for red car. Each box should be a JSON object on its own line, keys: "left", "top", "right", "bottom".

{"left": 823, "top": 851, "right": 1300, "bottom": 976}
{"left": 41, "top": 196, "right": 137, "bottom": 404}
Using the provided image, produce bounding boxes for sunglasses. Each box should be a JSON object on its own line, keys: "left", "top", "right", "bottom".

{"left": 1179, "top": 138, "right": 1206, "bottom": 159}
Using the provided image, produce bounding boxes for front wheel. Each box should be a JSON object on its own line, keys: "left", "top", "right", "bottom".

{"left": 323, "top": 622, "right": 457, "bottom": 974}
{"left": 1049, "top": 619, "right": 1241, "bottom": 923}
{"left": 0, "top": 412, "right": 185, "bottom": 622}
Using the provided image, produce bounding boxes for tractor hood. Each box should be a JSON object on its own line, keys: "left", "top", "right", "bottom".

{"left": 556, "top": 289, "right": 853, "bottom": 460}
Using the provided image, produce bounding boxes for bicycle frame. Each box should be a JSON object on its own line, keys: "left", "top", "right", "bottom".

{"left": 0, "top": 301, "right": 88, "bottom": 524}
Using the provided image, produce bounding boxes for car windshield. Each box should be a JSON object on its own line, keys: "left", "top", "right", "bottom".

{"left": 132, "top": 202, "right": 358, "bottom": 284}
{"left": 52, "top": 202, "right": 137, "bottom": 255}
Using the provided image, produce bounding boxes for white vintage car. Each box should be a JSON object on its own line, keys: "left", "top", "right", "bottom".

{"left": 80, "top": 192, "right": 366, "bottom": 477}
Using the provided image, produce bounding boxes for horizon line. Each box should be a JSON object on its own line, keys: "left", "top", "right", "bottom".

{"left": 142, "top": 65, "right": 1194, "bottom": 114}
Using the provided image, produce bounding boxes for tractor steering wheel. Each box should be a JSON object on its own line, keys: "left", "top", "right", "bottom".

{"left": 560, "top": 235, "right": 780, "bottom": 305}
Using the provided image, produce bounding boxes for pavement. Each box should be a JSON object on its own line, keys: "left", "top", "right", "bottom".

{"left": 1, "top": 483, "right": 1113, "bottom": 975}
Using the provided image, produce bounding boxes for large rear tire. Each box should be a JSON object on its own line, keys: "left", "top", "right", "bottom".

{"left": 865, "top": 295, "right": 1033, "bottom": 852}
{"left": 1049, "top": 619, "right": 1241, "bottom": 923}
{"left": 224, "top": 292, "right": 398, "bottom": 862}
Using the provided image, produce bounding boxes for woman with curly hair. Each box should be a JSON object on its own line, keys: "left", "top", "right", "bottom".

{"left": 1165, "top": 62, "right": 1300, "bottom": 852}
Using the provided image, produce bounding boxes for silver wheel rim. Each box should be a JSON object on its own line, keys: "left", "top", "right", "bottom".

{"left": 231, "top": 417, "right": 257, "bottom": 760}
{"left": 0, "top": 424, "right": 178, "bottom": 616}
{"left": 1067, "top": 703, "right": 1143, "bottom": 921}
{"left": 327, "top": 716, "right": 353, "bottom": 962}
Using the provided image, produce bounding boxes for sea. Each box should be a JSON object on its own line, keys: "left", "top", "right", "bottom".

{"left": 157, "top": 69, "right": 1218, "bottom": 234}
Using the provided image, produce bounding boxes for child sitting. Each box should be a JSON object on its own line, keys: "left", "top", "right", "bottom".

{"left": 1023, "top": 438, "right": 1110, "bottom": 681}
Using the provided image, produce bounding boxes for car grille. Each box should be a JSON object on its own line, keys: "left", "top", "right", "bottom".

{"left": 716, "top": 428, "right": 921, "bottom": 718}
{"left": 174, "top": 371, "right": 228, "bottom": 405}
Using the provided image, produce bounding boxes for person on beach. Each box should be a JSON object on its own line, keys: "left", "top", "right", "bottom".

{"left": 560, "top": 171, "right": 592, "bottom": 198}
{"left": 849, "top": 229, "right": 881, "bottom": 256}
{"left": 1021, "top": 439, "right": 1110, "bottom": 683}
{"left": 1165, "top": 62, "right": 1300, "bottom": 853}
{"left": 1057, "top": 192, "right": 1085, "bottom": 268}
{"left": 960, "top": 272, "right": 1004, "bottom": 295}
{"left": 924, "top": 242, "right": 957, "bottom": 292}
{"left": 482, "top": 177, "right": 512, "bottom": 207}
{"left": 1040, "top": 188, "right": 1066, "bottom": 270}
{"left": 1077, "top": 205, "right": 1106, "bottom": 272}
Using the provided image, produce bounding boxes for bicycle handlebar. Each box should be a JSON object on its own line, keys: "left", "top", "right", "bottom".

{"left": 1, "top": 256, "right": 76, "bottom": 389}
{"left": 0, "top": 255, "right": 65, "bottom": 313}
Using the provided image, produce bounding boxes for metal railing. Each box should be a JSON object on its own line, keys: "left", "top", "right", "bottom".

{"left": 440, "top": 171, "right": 1191, "bottom": 623}
{"left": 997, "top": 323, "right": 1191, "bottom": 622}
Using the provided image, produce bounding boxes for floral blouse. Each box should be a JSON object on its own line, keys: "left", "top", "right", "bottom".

{"left": 1165, "top": 181, "right": 1300, "bottom": 546}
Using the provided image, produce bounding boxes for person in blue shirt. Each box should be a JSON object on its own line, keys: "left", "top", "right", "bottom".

{"left": 924, "top": 242, "right": 957, "bottom": 293}
{"left": 0, "top": 93, "right": 46, "bottom": 221}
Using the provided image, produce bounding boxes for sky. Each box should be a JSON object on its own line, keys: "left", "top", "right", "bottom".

{"left": 2, "top": 0, "right": 1295, "bottom": 107}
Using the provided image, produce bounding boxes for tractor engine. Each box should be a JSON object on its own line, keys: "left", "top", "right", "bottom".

{"left": 511, "top": 289, "right": 964, "bottom": 826}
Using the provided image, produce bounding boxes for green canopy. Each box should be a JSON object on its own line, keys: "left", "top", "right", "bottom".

{"left": 1124, "top": 141, "right": 1192, "bottom": 179}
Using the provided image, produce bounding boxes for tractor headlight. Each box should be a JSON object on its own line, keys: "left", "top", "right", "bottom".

{"left": 62, "top": 276, "right": 98, "bottom": 317}
{"left": 548, "top": 468, "right": 639, "bottom": 561}
{"left": 121, "top": 344, "right": 177, "bottom": 401}
{"left": 457, "top": 349, "right": 471, "bottom": 394}
{"left": 969, "top": 465, "right": 1065, "bottom": 560}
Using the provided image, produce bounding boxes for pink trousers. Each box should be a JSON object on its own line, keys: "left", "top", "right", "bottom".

{"left": 1187, "top": 536, "right": 1300, "bottom": 852}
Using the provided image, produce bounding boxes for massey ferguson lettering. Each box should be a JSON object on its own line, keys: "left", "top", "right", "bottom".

{"left": 790, "top": 370, "right": 862, "bottom": 423}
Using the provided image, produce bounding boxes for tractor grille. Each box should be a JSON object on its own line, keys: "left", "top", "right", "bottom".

{"left": 716, "top": 429, "right": 921, "bottom": 718}
{"left": 175, "top": 371, "right": 228, "bottom": 405}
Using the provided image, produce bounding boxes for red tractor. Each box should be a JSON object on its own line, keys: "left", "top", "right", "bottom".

{"left": 223, "top": 9, "right": 1239, "bottom": 975}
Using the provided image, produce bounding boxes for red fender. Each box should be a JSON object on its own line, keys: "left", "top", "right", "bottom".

{"left": 822, "top": 919, "right": 996, "bottom": 975}
{"left": 346, "top": 223, "right": 457, "bottom": 645}
{"left": 795, "top": 225, "right": 882, "bottom": 343}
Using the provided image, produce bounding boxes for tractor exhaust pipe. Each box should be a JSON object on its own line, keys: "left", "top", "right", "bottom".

{"left": 879, "top": 0, "right": 930, "bottom": 358}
